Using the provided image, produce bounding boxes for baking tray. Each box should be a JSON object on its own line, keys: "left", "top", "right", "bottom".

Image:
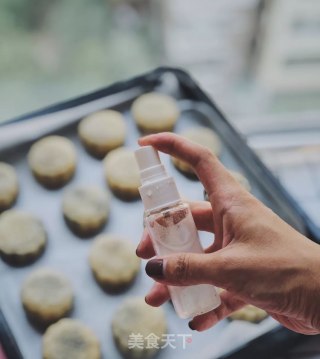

{"left": 249, "top": 136, "right": 320, "bottom": 238}
{"left": 0, "top": 67, "right": 317, "bottom": 359}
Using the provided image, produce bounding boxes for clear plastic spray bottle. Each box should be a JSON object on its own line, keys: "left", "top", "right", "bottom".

{"left": 135, "top": 146, "right": 221, "bottom": 319}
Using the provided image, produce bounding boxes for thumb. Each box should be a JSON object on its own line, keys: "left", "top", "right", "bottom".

{"left": 145, "top": 252, "right": 223, "bottom": 286}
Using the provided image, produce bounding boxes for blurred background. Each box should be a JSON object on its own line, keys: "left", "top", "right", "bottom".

{"left": 1, "top": 0, "right": 320, "bottom": 123}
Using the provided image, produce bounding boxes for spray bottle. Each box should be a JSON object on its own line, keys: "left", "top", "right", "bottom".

{"left": 135, "top": 146, "right": 221, "bottom": 319}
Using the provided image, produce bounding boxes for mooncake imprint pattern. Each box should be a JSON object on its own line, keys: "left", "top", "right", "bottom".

{"left": 43, "top": 319, "right": 101, "bottom": 359}
{"left": 103, "top": 147, "right": 141, "bottom": 200}
{"left": 28, "top": 136, "right": 76, "bottom": 188}
{"left": 172, "top": 127, "right": 221, "bottom": 176}
{"left": 0, "top": 162, "right": 19, "bottom": 212}
{"left": 89, "top": 234, "right": 141, "bottom": 292}
{"left": 21, "top": 268, "right": 73, "bottom": 328}
{"left": 131, "top": 92, "right": 180, "bottom": 133}
{"left": 78, "top": 110, "right": 126, "bottom": 158}
{"left": 0, "top": 210, "right": 47, "bottom": 266}
{"left": 112, "top": 297, "right": 167, "bottom": 359}
{"left": 62, "top": 186, "right": 110, "bottom": 237}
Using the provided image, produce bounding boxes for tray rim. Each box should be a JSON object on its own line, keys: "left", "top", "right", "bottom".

{"left": 2, "top": 66, "right": 317, "bottom": 242}
{"left": 0, "top": 66, "right": 317, "bottom": 359}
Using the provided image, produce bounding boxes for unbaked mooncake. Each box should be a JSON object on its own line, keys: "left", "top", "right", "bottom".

{"left": 131, "top": 92, "right": 180, "bottom": 133}
{"left": 78, "top": 110, "right": 126, "bottom": 158}
{"left": 28, "top": 136, "right": 76, "bottom": 188}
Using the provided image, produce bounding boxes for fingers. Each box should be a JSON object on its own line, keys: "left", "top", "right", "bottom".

{"left": 187, "top": 201, "right": 215, "bottom": 232}
{"left": 136, "top": 201, "right": 215, "bottom": 259}
{"left": 138, "top": 133, "right": 250, "bottom": 250}
{"left": 145, "top": 251, "right": 224, "bottom": 287}
{"left": 136, "top": 229, "right": 155, "bottom": 259}
{"left": 189, "top": 290, "right": 246, "bottom": 331}
{"left": 145, "top": 283, "right": 170, "bottom": 307}
{"left": 144, "top": 283, "right": 247, "bottom": 333}
{"left": 138, "top": 133, "right": 241, "bottom": 202}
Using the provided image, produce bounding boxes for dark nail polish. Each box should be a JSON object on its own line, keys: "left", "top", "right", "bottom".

{"left": 188, "top": 321, "right": 195, "bottom": 331}
{"left": 145, "top": 259, "right": 163, "bottom": 279}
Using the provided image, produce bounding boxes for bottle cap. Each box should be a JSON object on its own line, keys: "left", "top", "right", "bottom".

{"left": 135, "top": 146, "right": 181, "bottom": 212}
{"left": 135, "top": 146, "right": 161, "bottom": 172}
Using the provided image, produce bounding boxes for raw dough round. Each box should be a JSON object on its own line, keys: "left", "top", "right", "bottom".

{"left": 28, "top": 136, "right": 76, "bottom": 188}
{"left": 62, "top": 186, "right": 110, "bottom": 237}
{"left": 112, "top": 297, "right": 167, "bottom": 359}
{"left": 43, "top": 319, "right": 101, "bottom": 359}
{"left": 78, "top": 110, "right": 126, "bottom": 158}
{"left": 131, "top": 92, "right": 180, "bottom": 133}
{"left": 229, "top": 305, "right": 268, "bottom": 323}
{"left": 0, "top": 162, "right": 19, "bottom": 212}
{"left": 103, "top": 147, "right": 140, "bottom": 200}
{"left": 89, "top": 234, "right": 140, "bottom": 292}
{"left": 22, "top": 268, "right": 73, "bottom": 328}
{"left": 0, "top": 210, "right": 47, "bottom": 266}
{"left": 172, "top": 127, "right": 221, "bottom": 177}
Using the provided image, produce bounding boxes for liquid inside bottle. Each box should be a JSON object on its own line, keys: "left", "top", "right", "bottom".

{"left": 145, "top": 202, "right": 221, "bottom": 319}
{"left": 135, "top": 145, "right": 221, "bottom": 319}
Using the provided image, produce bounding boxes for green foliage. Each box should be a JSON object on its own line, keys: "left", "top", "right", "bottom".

{"left": 0, "top": 0, "right": 157, "bottom": 119}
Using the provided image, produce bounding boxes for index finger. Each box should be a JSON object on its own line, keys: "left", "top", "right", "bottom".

{"left": 138, "top": 132, "right": 241, "bottom": 201}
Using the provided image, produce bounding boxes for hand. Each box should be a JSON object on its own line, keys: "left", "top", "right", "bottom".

{"left": 136, "top": 132, "right": 320, "bottom": 335}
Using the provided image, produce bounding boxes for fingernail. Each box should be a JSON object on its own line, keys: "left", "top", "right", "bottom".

{"left": 145, "top": 259, "right": 163, "bottom": 279}
{"left": 188, "top": 321, "right": 195, "bottom": 331}
{"left": 144, "top": 295, "right": 150, "bottom": 304}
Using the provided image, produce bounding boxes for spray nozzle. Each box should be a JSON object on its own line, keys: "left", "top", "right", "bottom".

{"left": 134, "top": 146, "right": 167, "bottom": 184}
{"left": 135, "top": 146, "right": 161, "bottom": 171}
{"left": 134, "top": 146, "right": 181, "bottom": 212}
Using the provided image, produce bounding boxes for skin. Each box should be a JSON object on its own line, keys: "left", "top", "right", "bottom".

{"left": 136, "top": 132, "right": 320, "bottom": 335}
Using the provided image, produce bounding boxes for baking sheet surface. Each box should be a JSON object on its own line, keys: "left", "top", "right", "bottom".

{"left": 0, "top": 94, "right": 289, "bottom": 359}
{"left": 256, "top": 144, "right": 320, "bottom": 231}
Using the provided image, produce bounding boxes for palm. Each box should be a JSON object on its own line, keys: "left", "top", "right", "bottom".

{"left": 270, "top": 313, "right": 318, "bottom": 335}
{"left": 137, "top": 132, "right": 320, "bottom": 334}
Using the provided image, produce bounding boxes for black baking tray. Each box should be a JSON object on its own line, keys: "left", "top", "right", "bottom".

{"left": 0, "top": 67, "right": 319, "bottom": 359}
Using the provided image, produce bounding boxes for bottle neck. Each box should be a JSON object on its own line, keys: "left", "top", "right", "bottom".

{"left": 139, "top": 163, "right": 166, "bottom": 184}
{"left": 139, "top": 175, "right": 181, "bottom": 213}
{"left": 145, "top": 199, "right": 183, "bottom": 216}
